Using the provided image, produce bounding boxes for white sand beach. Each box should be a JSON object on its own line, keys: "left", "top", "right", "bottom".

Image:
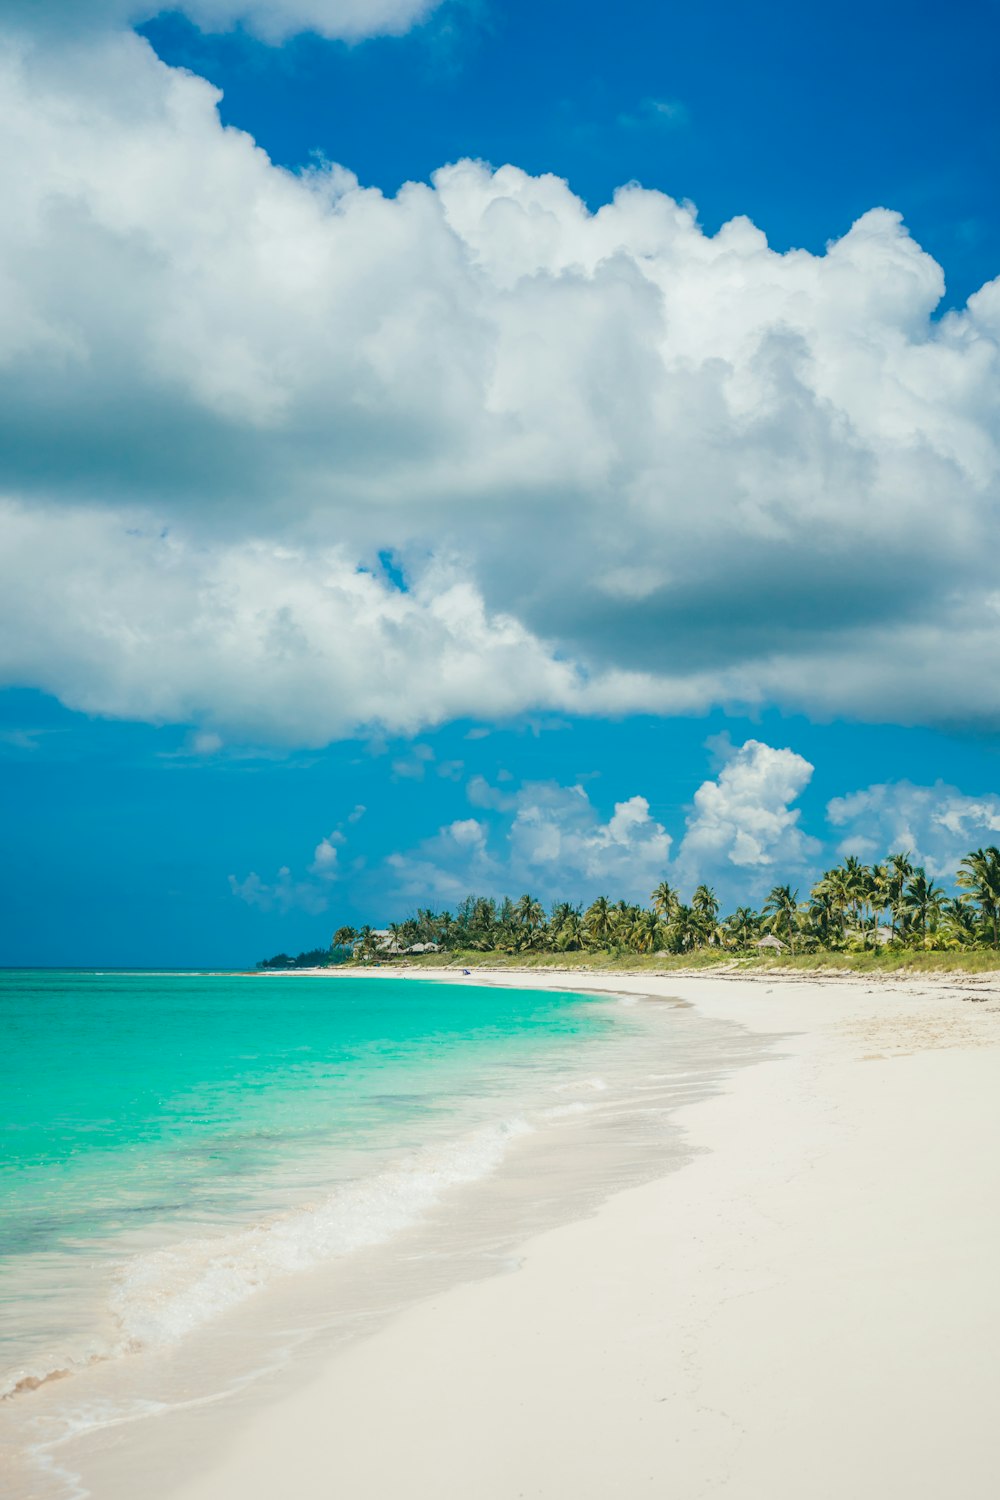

{"left": 66, "top": 969, "right": 1000, "bottom": 1499}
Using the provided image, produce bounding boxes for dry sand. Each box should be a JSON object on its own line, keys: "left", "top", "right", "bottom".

{"left": 124, "top": 971, "right": 1000, "bottom": 1497}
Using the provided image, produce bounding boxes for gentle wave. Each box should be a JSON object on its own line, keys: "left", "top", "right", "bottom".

{"left": 2, "top": 1115, "right": 532, "bottom": 1400}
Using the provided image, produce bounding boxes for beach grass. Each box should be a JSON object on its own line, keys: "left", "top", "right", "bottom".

{"left": 366, "top": 947, "right": 1000, "bottom": 976}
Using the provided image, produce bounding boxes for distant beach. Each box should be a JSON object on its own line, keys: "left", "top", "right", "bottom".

{"left": 6, "top": 968, "right": 1000, "bottom": 1498}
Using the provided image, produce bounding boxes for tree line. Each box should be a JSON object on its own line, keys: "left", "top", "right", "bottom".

{"left": 324, "top": 847, "right": 1000, "bottom": 961}
{"left": 256, "top": 947, "right": 336, "bottom": 971}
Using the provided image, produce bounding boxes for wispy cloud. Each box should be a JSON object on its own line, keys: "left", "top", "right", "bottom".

{"left": 0, "top": 728, "right": 52, "bottom": 752}
{"left": 391, "top": 744, "right": 437, "bottom": 780}
{"left": 617, "top": 96, "right": 691, "bottom": 130}
{"left": 228, "top": 867, "right": 329, "bottom": 916}
{"left": 229, "top": 813, "right": 358, "bottom": 915}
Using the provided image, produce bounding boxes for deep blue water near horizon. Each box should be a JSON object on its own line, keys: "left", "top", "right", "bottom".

{"left": 1, "top": 967, "right": 614, "bottom": 1396}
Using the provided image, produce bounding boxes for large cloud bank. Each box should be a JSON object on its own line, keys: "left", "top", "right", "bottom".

{"left": 2, "top": 25, "right": 1000, "bottom": 745}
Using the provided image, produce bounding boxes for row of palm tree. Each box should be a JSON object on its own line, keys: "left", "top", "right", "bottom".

{"left": 333, "top": 846, "right": 1000, "bottom": 959}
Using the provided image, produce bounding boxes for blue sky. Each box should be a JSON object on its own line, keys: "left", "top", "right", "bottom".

{"left": 145, "top": 0, "right": 1000, "bottom": 308}
{"left": 1, "top": 0, "right": 999, "bottom": 965}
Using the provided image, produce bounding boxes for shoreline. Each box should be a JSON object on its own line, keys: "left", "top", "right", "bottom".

{"left": 255, "top": 958, "right": 1000, "bottom": 988}
{"left": 57, "top": 968, "right": 1000, "bottom": 1499}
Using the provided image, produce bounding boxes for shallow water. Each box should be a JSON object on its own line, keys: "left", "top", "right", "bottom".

{"left": 1, "top": 969, "right": 769, "bottom": 1498}
{"left": 1, "top": 969, "right": 620, "bottom": 1392}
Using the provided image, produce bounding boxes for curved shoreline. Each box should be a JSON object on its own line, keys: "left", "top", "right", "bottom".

{"left": 25, "top": 970, "right": 1000, "bottom": 1499}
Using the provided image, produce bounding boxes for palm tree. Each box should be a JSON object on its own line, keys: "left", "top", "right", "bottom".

{"left": 632, "top": 908, "right": 663, "bottom": 954}
{"left": 553, "top": 910, "right": 585, "bottom": 951}
{"left": 414, "top": 906, "right": 438, "bottom": 944}
{"left": 942, "top": 898, "right": 979, "bottom": 948}
{"left": 692, "top": 884, "right": 719, "bottom": 920}
{"left": 467, "top": 896, "right": 498, "bottom": 947}
{"left": 806, "top": 882, "right": 841, "bottom": 948}
{"left": 651, "top": 880, "right": 678, "bottom": 920}
{"left": 436, "top": 910, "right": 456, "bottom": 948}
{"left": 763, "top": 885, "right": 799, "bottom": 951}
{"left": 885, "top": 852, "right": 913, "bottom": 942}
{"left": 866, "top": 863, "right": 888, "bottom": 949}
{"left": 725, "top": 907, "right": 760, "bottom": 949}
{"left": 957, "top": 847, "right": 1000, "bottom": 947}
{"left": 356, "top": 925, "right": 378, "bottom": 961}
{"left": 901, "top": 869, "right": 947, "bottom": 943}
{"left": 691, "top": 885, "right": 720, "bottom": 945}
{"left": 667, "top": 903, "right": 700, "bottom": 952}
{"left": 328, "top": 836, "right": 1000, "bottom": 965}
{"left": 507, "top": 894, "right": 545, "bottom": 951}
{"left": 840, "top": 855, "right": 871, "bottom": 937}
{"left": 812, "top": 867, "right": 850, "bottom": 942}
{"left": 606, "top": 902, "right": 640, "bottom": 952}
{"left": 497, "top": 896, "right": 515, "bottom": 932}
{"left": 515, "top": 893, "right": 545, "bottom": 929}
{"left": 584, "top": 896, "right": 613, "bottom": 946}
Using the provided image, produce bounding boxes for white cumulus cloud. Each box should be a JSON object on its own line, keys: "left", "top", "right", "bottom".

{"left": 372, "top": 741, "right": 818, "bottom": 910}
{"left": 508, "top": 785, "right": 672, "bottom": 891}
{"left": 674, "top": 739, "right": 819, "bottom": 887}
{"left": 0, "top": 29, "right": 999, "bottom": 744}
{"left": 244, "top": 749, "right": 1000, "bottom": 920}
{"left": 0, "top": 504, "right": 622, "bottom": 745}
{"left": 386, "top": 781, "right": 673, "bottom": 906}
{"left": 386, "top": 817, "right": 493, "bottom": 905}
{"left": 309, "top": 830, "right": 343, "bottom": 878}
{"left": 827, "top": 781, "right": 1000, "bottom": 878}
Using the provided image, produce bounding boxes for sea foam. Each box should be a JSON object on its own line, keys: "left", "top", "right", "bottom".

{"left": 109, "top": 1116, "right": 532, "bottom": 1350}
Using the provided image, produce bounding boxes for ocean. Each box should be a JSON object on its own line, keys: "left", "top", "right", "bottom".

{"left": 0, "top": 967, "right": 764, "bottom": 1497}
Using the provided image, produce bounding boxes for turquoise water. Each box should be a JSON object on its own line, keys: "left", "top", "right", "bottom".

{"left": 1, "top": 968, "right": 610, "bottom": 1393}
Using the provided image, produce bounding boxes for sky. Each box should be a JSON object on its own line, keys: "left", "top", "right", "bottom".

{"left": 1, "top": 0, "right": 999, "bottom": 965}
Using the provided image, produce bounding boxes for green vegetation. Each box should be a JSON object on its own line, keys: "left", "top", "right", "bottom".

{"left": 394, "top": 947, "right": 1000, "bottom": 975}
{"left": 327, "top": 846, "right": 1000, "bottom": 974}
{"left": 256, "top": 946, "right": 350, "bottom": 971}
